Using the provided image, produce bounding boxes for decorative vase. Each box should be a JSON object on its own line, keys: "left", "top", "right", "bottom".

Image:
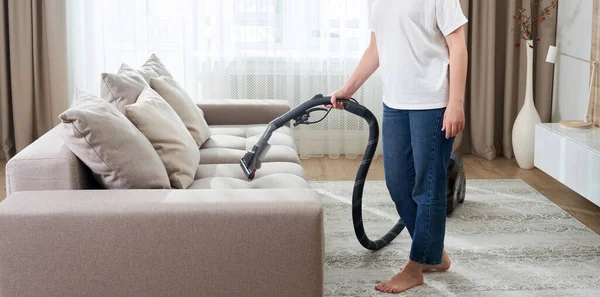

{"left": 512, "top": 39, "right": 542, "bottom": 170}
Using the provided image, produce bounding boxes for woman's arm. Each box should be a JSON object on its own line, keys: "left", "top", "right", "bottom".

{"left": 443, "top": 26, "right": 468, "bottom": 139}
{"left": 330, "top": 32, "right": 380, "bottom": 109}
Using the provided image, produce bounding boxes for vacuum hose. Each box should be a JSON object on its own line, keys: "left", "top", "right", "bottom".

{"left": 240, "top": 94, "right": 406, "bottom": 251}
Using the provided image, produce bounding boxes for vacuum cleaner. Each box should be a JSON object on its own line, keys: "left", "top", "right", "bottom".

{"left": 240, "top": 94, "right": 466, "bottom": 251}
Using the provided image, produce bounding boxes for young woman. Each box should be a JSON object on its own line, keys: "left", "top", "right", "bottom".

{"left": 330, "top": 0, "right": 468, "bottom": 294}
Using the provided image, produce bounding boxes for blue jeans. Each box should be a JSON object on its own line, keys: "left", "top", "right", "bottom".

{"left": 382, "top": 103, "right": 454, "bottom": 265}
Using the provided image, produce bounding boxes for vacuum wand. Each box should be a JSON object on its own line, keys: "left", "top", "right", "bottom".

{"left": 240, "top": 94, "right": 367, "bottom": 180}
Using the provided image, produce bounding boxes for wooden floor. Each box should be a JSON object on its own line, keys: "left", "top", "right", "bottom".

{"left": 301, "top": 154, "right": 600, "bottom": 234}
{"left": 2, "top": 156, "right": 599, "bottom": 234}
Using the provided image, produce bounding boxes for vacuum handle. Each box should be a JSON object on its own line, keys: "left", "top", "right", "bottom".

{"left": 341, "top": 100, "right": 368, "bottom": 117}
{"left": 310, "top": 94, "right": 369, "bottom": 118}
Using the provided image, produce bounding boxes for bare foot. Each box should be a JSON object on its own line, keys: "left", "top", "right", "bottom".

{"left": 375, "top": 261, "right": 424, "bottom": 294}
{"left": 422, "top": 250, "right": 452, "bottom": 272}
{"left": 388, "top": 250, "right": 452, "bottom": 274}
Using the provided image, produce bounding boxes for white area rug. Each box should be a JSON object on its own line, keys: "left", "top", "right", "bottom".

{"left": 309, "top": 180, "right": 600, "bottom": 296}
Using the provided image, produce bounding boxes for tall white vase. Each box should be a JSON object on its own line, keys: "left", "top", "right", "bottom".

{"left": 512, "top": 40, "right": 542, "bottom": 169}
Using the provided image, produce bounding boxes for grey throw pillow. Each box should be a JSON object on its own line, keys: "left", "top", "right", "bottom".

{"left": 100, "top": 63, "right": 148, "bottom": 114}
{"left": 149, "top": 76, "right": 211, "bottom": 147}
{"left": 124, "top": 86, "right": 200, "bottom": 189}
{"left": 59, "top": 88, "right": 171, "bottom": 189}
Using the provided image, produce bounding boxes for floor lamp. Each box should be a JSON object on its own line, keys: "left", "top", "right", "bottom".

{"left": 546, "top": 45, "right": 598, "bottom": 129}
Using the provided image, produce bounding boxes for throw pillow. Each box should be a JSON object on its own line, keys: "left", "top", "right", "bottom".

{"left": 135, "top": 67, "right": 160, "bottom": 83}
{"left": 59, "top": 88, "right": 171, "bottom": 189}
{"left": 100, "top": 63, "right": 148, "bottom": 114}
{"left": 119, "top": 54, "right": 172, "bottom": 84}
{"left": 124, "top": 86, "right": 200, "bottom": 189}
{"left": 149, "top": 76, "right": 211, "bottom": 147}
{"left": 141, "top": 53, "right": 173, "bottom": 78}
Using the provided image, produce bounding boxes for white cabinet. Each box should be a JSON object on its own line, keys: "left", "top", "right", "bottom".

{"left": 578, "top": 145, "right": 600, "bottom": 205}
{"left": 534, "top": 123, "right": 600, "bottom": 207}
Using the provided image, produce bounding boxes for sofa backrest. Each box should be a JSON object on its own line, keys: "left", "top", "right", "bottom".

{"left": 5, "top": 124, "right": 100, "bottom": 196}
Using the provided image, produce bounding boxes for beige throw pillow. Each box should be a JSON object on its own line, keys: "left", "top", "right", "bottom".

{"left": 149, "top": 76, "right": 211, "bottom": 147}
{"left": 130, "top": 54, "right": 170, "bottom": 83}
{"left": 100, "top": 63, "right": 148, "bottom": 114}
{"left": 119, "top": 54, "right": 173, "bottom": 84}
{"left": 141, "top": 53, "right": 173, "bottom": 78}
{"left": 135, "top": 67, "right": 160, "bottom": 83}
{"left": 59, "top": 88, "right": 171, "bottom": 189}
{"left": 125, "top": 87, "right": 200, "bottom": 189}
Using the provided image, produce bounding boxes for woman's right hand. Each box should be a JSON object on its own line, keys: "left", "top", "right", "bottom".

{"left": 329, "top": 87, "right": 353, "bottom": 110}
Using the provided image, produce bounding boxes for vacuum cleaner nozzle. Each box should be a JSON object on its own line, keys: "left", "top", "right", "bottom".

{"left": 240, "top": 151, "right": 257, "bottom": 180}
{"left": 240, "top": 142, "right": 270, "bottom": 180}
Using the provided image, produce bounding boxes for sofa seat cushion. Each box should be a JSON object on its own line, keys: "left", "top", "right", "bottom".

{"left": 199, "top": 147, "right": 299, "bottom": 165}
{"left": 199, "top": 125, "right": 299, "bottom": 165}
{"left": 202, "top": 133, "right": 296, "bottom": 150}
{"left": 193, "top": 124, "right": 307, "bottom": 190}
{"left": 189, "top": 174, "right": 308, "bottom": 189}
{"left": 195, "top": 162, "right": 306, "bottom": 181}
{"left": 209, "top": 125, "right": 293, "bottom": 138}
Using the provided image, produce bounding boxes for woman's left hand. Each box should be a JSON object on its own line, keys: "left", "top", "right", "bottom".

{"left": 442, "top": 103, "right": 465, "bottom": 139}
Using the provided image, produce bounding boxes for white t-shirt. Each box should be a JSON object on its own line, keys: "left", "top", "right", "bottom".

{"left": 368, "top": 0, "right": 468, "bottom": 110}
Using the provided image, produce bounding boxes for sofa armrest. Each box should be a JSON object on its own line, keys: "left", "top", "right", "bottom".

{"left": 0, "top": 189, "right": 324, "bottom": 297}
{"left": 5, "top": 125, "right": 97, "bottom": 196}
{"left": 197, "top": 99, "right": 291, "bottom": 126}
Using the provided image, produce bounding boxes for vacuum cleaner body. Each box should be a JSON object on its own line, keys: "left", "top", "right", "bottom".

{"left": 241, "top": 94, "right": 466, "bottom": 250}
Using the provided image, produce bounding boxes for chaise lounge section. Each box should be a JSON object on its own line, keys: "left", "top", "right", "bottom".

{"left": 0, "top": 99, "right": 325, "bottom": 297}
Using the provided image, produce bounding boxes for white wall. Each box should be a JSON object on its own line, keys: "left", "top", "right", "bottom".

{"left": 551, "top": 0, "right": 594, "bottom": 122}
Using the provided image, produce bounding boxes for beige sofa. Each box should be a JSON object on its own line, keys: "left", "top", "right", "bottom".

{"left": 0, "top": 99, "right": 325, "bottom": 297}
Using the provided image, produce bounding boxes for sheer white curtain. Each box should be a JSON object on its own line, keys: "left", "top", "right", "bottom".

{"left": 67, "top": 0, "right": 383, "bottom": 158}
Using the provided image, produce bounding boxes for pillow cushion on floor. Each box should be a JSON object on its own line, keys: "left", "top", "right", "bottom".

{"left": 59, "top": 88, "right": 171, "bottom": 189}
{"left": 125, "top": 86, "right": 200, "bottom": 189}
{"left": 150, "top": 76, "right": 211, "bottom": 147}
{"left": 101, "top": 63, "right": 148, "bottom": 114}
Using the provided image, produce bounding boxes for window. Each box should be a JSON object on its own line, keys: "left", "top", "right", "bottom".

{"left": 67, "top": 0, "right": 381, "bottom": 158}
{"left": 195, "top": 0, "right": 369, "bottom": 58}
{"left": 68, "top": 0, "right": 373, "bottom": 93}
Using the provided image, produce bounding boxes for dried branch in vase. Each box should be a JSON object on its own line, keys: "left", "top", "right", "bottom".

{"left": 511, "top": 0, "right": 558, "bottom": 48}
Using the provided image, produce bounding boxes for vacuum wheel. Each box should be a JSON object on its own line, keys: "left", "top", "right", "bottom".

{"left": 454, "top": 169, "right": 466, "bottom": 204}
{"left": 446, "top": 155, "right": 465, "bottom": 216}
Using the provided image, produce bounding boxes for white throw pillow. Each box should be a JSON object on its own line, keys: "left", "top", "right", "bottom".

{"left": 59, "top": 88, "right": 171, "bottom": 189}
{"left": 149, "top": 76, "right": 211, "bottom": 147}
{"left": 124, "top": 86, "right": 200, "bottom": 189}
{"left": 100, "top": 63, "right": 148, "bottom": 114}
